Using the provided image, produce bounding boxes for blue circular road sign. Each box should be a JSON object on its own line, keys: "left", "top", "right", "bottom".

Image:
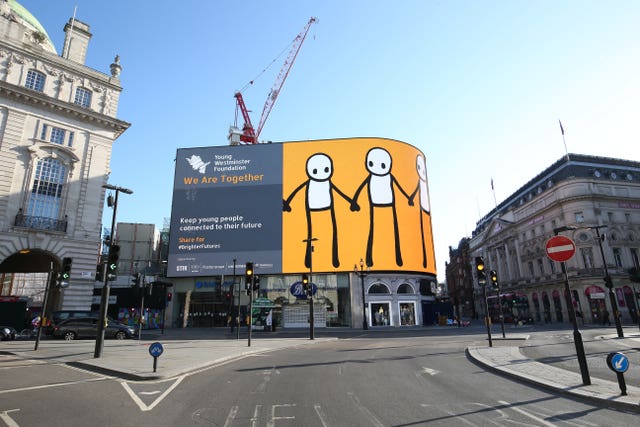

{"left": 149, "top": 342, "right": 164, "bottom": 358}
{"left": 607, "top": 352, "right": 629, "bottom": 373}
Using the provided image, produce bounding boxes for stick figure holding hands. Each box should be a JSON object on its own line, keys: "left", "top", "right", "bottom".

{"left": 283, "top": 153, "right": 352, "bottom": 268}
{"left": 351, "top": 147, "right": 411, "bottom": 267}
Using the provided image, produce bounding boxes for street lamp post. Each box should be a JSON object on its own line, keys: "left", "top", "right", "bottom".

{"left": 554, "top": 226, "right": 591, "bottom": 385}
{"left": 592, "top": 225, "right": 624, "bottom": 338}
{"left": 94, "top": 184, "right": 132, "bottom": 358}
{"left": 354, "top": 259, "right": 369, "bottom": 330}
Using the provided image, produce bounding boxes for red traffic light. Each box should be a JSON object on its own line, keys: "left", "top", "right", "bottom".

{"left": 167, "top": 292, "right": 173, "bottom": 302}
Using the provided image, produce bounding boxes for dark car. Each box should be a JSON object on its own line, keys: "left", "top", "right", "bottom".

{"left": 52, "top": 317, "right": 135, "bottom": 340}
{"left": 45, "top": 310, "right": 97, "bottom": 335}
{"left": 1, "top": 326, "right": 17, "bottom": 341}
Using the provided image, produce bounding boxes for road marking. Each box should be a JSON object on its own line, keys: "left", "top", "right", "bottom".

{"left": 267, "top": 404, "right": 295, "bottom": 427}
{"left": 421, "top": 366, "right": 440, "bottom": 376}
{"left": 0, "top": 409, "right": 20, "bottom": 427}
{"left": 222, "top": 406, "right": 238, "bottom": 427}
{"left": 139, "top": 391, "right": 161, "bottom": 396}
{"left": 347, "top": 392, "right": 385, "bottom": 427}
{"left": 314, "top": 405, "right": 330, "bottom": 427}
{"left": 0, "top": 377, "right": 110, "bottom": 395}
{"left": 498, "top": 400, "right": 557, "bottom": 427}
{"left": 121, "top": 375, "right": 185, "bottom": 412}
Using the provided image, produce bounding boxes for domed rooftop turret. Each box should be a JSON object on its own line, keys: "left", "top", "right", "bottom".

{"left": 2, "top": 0, "right": 57, "bottom": 54}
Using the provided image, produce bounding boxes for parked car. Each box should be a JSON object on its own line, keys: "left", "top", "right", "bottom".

{"left": 1, "top": 326, "right": 17, "bottom": 341}
{"left": 52, "top": 317, "right": 135, "bottom": 340}
{"left": 45, "top": 310, "right": 97, "bottom": 335}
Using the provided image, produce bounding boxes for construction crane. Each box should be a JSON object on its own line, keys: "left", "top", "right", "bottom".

{"left": 229, "top": 17, "right": 317, "bottom": 145}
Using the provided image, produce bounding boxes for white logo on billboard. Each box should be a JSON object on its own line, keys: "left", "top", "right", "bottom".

{"left": 186, "top": 155, "right": 211, "bottom": 174}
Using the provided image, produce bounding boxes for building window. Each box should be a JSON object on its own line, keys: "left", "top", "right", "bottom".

{"left": 631, "top": 248, "right": 639, "bottom": 269}
{"left": 612, "top": 248, "right": 623, "bottom": 268}
{"left": 607, "top": 212, "right": 614, "bottom": 223}
{"left": 25, "top": 70, "right": 45, "bottom": 92}
{"left": 528, "top": 261, "right": 534, "bottom": 276}
{"left": 27, "top": 157, "right": 67, "bottom": 220}
{"left": 580, "top": 247, "right": 594, "bottom": 269}
{"left": 40, "top": 124, "right": 74, "bottom": 147}
{"left": 74, "top": 87, "right": 92, "bottom": 108}
{"left": 537, "top": 258, "right": 544, "bottom": 275}
{"left": 548, "top": 259, "right": 556, "bottom": 274}
{"left": 625, "top": 213, "right": 631, "bottom": 223}
{"left": 575, "top": 212, "right": 585, "bottom": 223}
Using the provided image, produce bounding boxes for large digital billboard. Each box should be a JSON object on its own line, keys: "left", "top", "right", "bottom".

{"left": 168, "top": 138, "right": 435, "bottom": 277}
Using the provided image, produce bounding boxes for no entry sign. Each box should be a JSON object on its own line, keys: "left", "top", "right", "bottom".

{"left": 546, "top": 235, "right": 576, "bottom": 262}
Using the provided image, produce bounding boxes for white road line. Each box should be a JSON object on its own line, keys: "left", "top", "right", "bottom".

{"left": 498, "top": 400, "right": 557, "bottom": 427}
{"left": 0, "top": 409, "right": 20, "bottom": 427}
{"left": 421, "top": 366, "right": 440, "bottom": 376}
{"left": 314, "top": 405, "right": 330, "bottom": 427}
{"left": 139, "top": 391, "right": 161, "bottom": 396}
{"left": 0, "top": 377, "right": 109, "bottom": 395}
{"left": 222, "top": 406, "right": 238, "bottom": 427}
{"left": 121, "top": 375, "right": 185, "bottom": 412}
{"left": 347, "top": 392, "right": 385, "bottom": 427}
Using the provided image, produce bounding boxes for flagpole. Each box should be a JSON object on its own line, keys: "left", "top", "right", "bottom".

{"left": 491, "top": 178, "right": 497, "bottom": 208}
{"left": 559, "top": 119, "right": 570, "bottom": 161}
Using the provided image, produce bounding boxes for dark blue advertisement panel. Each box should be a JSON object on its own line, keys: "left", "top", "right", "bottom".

{"left": 168, "top": 144, "right": 283, "bottom": 276}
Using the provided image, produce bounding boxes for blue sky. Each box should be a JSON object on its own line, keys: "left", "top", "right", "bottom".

{"left": 21, "top": 1, "right": 640, "bottom": 281}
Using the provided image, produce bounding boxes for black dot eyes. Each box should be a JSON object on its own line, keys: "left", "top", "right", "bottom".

{"left": 312, "top": 168, "right": 318, "bottom": 174}
{"left": 368, "top": 161, "right": 373, "bottom": 167}
{"left": 324, "top": 167, "right": 329, "bottom": 173}
{"left": 381, "top": 163, "right": 386, "bottom": 169}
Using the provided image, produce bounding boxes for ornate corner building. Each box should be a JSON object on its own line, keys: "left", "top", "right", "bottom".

{"left": 457, "top": 154, "right": 640, "bottom": 325}
{"left": 0, "top": 1, "right": 129, "bottom": 318}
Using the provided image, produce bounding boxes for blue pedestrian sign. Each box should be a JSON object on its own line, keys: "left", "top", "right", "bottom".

{"left": 607, "top": 352, "right": 629, "bottom": 373}
{"left": 149, "top": 342, "right": 164, "bottom": 358}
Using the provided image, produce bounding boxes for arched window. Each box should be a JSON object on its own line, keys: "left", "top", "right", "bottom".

{"left": 368, "top": 283, "right": 390, "bottom": 294}
{"left": 397, "top": 283, "right": 415, "bottom": 294}
{"left": 74, "top": 87, "right": 92, "bottom": 108}
{"left": 27, "top": 157, "right": 67, "bottom": 220}
{"left": 25, "top": 70, "right": 46, "bottom": 92}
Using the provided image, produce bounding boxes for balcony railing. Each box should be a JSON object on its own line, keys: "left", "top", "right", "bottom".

{"left": 14, "top": 213, "right": 67, "bottom": 232}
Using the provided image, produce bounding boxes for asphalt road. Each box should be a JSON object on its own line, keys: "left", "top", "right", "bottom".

{"left": 2, "top": 327, "right": 639, "bottom": 426}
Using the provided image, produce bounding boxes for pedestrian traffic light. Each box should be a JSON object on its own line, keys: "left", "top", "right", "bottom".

{"left": 107, "top": 244, "right": 120, "bottom": 279}
{"left": 131, "top": 272, "right": 141, "bottom": 287}
{"left": 475, "top": 257, "right": 486, "bottom": 284}
{"left": 253, "top": 275, "right": 260, "bottom": 291}
{"left": 58, "top": 257, "right": 72, "bottom": 287}
{"left": 490, "top": 270, "right": 498, "bottom": 288}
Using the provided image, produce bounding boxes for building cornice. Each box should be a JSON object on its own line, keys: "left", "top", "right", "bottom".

{"left": 0, "top": 80, "right": 130, "bottom": 137}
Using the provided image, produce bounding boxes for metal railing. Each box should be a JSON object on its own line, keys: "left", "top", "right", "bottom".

{"left": 14, "top": 213, "right": 67, "bottom": 232}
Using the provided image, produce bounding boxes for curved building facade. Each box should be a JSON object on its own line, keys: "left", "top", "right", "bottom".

{"left": 167, "top": 138, "right": 438, "bottom": 329}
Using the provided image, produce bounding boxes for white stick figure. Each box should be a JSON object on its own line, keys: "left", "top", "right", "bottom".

{"left": 351, "top": 147, "right": 411, "bottom": 267}
{"left": 283, "top": 153, "right": 352, "bottom": 268}
{"left": 409, "top": 154, "right": 432, "bottom": 268}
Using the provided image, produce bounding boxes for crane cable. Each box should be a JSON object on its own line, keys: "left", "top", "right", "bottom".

{"left": 238, "top": 32, "right": 308, "bottom": 94}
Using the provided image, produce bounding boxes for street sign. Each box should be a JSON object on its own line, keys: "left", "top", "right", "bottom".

{"left": 607, "top": 352, "right": 629, "bottom": 373}
{"left": 149, "top": 342, "right": 164, "bottom": 358}
{"left": 545, "top": 235, "right": 576, "bottom": 262}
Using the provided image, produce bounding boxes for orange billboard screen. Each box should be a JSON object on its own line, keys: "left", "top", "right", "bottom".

{"left": 282, "top": 137, "right": 435, "bottom": 275}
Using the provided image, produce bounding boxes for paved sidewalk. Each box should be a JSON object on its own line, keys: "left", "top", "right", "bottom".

{"left": 467, "top": 332, "right": 640, "bottom": 413}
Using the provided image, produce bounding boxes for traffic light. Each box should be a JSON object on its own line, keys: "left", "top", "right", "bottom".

{"left": 131, "top": 272, "right": 141, "bottom": 287}
{"left": 475, "top": 256, "right": 486, "bottom": 284}
{"left": 107, "top": 244, "right": 120, "bottom": 279}
{"left": 302, "top": 274, "right": 310, "bottom": 295}
{"left": 490, "top": 270, "right": 498, "bottom": 288}
{"left": 253, "top": 275, "right": 260, "bottom": 291}
{"left": 58, "top": 257, "right": 72, "bottom": 287}
{"left": 167, "top": 292, "right": 173, "bottom": 302}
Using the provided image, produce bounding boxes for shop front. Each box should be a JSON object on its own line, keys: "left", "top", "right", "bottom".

{"left": 585, "top": 285, "right": 606, "bottom": 323}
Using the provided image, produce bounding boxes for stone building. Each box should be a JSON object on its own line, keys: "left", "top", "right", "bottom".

{"left": 0, "top": 1, "right": 129, "bottom": 316}
{"left": 463, "top": 153, "right": 640, "bottom": 325}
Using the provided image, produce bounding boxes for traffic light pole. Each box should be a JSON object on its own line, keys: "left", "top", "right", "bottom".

{"left": 34, "top": 261, "right": 54, "bottom": 351}
{"left": 482, "top": 283, "right": 492, "bottom": 347}
{"left": 95, "top": 184, "right": 132, "bottom": 358}
{"left": 496, "top": 285, "right": 506, "bottom": 338}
